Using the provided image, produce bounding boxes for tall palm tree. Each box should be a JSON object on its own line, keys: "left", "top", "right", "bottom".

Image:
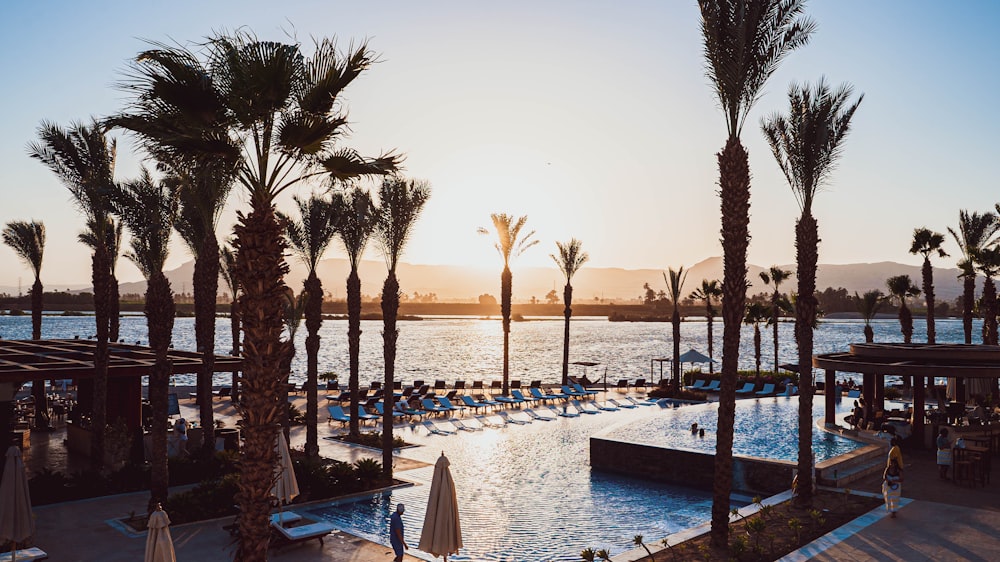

{"left": 110, "top": 43, "right": 242, "bottom": 455}
{"left": 909, "top": 228, "right": 948, "bottom": 344}
{"left": 29, "top": 121, "right": 116, "bottom": 469}
{"left": 280, "top": 194, "right": 341, "bottom": 460}
{"left": 973, "top": 247, "right": 1000, "bottom": 346}
{"left": 760, "top": 266, "right": 791, "bottom": 372}
{"left": 949, "top": 210, "right": 1000, "bottom": 344}
{"left": 688, "top": 279, "right": 722, "bottom": 374}
{"left": 855, "top": 290, "right": 885, "bottom": 343}
{"left": 3, "top": 220, "right": 47, "bottom": 427}
{"left": 479, "top": 214, "right": 538, "bottom": 396}
{"left": 744, "top": 302, "right": 769, "bottom": 377}
{"left": 699, "top": 0, "right": 813, "bottom": 541}
{"left": 332, "top": 189, "right": 378, "bottom": 439}
{"left": 110, "top": 168, "right": 178, "bottom": 511}
{"left": 280, "top": 290, "right": 305, "bottom": 442}
{"left": 886, "top": 275, "right": 921, "bottom": 343}
{"left": 663, "top": 267, "right": 688, "bottom": 392}
{"left": 762, "top": 79, "right": 862, "bottom": 505}
{"left": 551, "top": 239, "right": 589, "bottom": 386}
{"left": 220, "top": 242, "right": 241, "bottom": 398}
{"left": 374, "top": 177, "right": 430, "bottom": 478}
{"left": 108, "top": 220, "right": 123, "bottom": 343}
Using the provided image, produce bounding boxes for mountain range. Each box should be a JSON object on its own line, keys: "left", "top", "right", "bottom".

{"left": 6, "top": 256, "right": 968, "bottom": 304}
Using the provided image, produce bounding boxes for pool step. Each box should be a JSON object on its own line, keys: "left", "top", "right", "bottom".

{"left": 816, "top": 443, "right": 887, "bottom": 488}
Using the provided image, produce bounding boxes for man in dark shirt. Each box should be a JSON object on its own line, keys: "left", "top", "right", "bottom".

{"left": 390, "top": 503, "right": 408, "bottom": 561}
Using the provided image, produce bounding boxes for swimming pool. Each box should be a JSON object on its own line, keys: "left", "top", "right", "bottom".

{"left": 306, "top": 396, "right": 862, "bottom": 561}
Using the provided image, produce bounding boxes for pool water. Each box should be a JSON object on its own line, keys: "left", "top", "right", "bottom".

{"left": 308, "top": 396, "right": 861, "bottom": 561}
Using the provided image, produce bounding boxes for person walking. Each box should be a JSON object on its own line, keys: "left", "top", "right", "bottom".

{"left": 936, "top": 427, "right": 952, "bottom": 479}
{"left": 883, "top": 457, "right": 903, "bottom": 518}
{"left": 390, "top": 503, "right": 408, "bottom": 561}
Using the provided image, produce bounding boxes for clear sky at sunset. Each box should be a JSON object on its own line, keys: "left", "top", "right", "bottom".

{"left": 1, "top": 0, "right": 999, "bottom": 289}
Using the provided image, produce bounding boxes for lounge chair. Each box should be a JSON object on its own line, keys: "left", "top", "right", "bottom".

{"left": 510, "top": 389, "right": 535, "bottom": 402}
{"left": 755, "top": 383, "right": 776, "bottom": 397}
{"left": 326, "top": 405, "right": 351, "bottom": 425}
{"left": 438, "top": 396, "right": 466, "bottom": 412}
{"left": 421, "top": 398, "right": 449, "bottom": 414}
{"left": 415, "top": 384, "right": 431, "bottom": 396}
{"left": 474, "top": 414, "right": 506, "bottom": 428}
{"left": 780, "top": 384, "right": 798, "bottom": 397}
{"left": 735, "top": 382, "right": 756, "bottom": 395}
{"left": 398, "top": 386, "right": 416, "bottom": 400}
{"left": 434, "top": 380, "right": 447, "bottom": 391}
{"left": 213, "top": 386, "right": 232, "bottom": 399}
{"left": 523, "top": 408, "right": 555, "bottom": 421}
{"left": 444, "top": 389, "right": 460, "bottom": 400}
{"left": 546, "top": 404, "right": 580, "bottom": 418}
{"left": 270, "top": 511, "right": 303, "bottom": 526}
{"left": 703, "top": 380, "right": 722, "bottom": 392}
{"left": 616, "top": 379, "right": 630, "bottom": 392}
{"left": 495, "top": 394, "right": 524, "bottom": 405}
{"left": 595, "top": 401, "right": 619, "bottom": 411}
{"left": 571, "top": 383, "right": 599, "bottom": 397}
{"left": 421, "top": 420, "right": 456, "bottom": 435}
{"left": 529, "top": 387, "right": 563, "bottom": 402}
{"left": 684, "top": 379, "right": 708, "bottom": 391}
{"left": 561, "top": 385, "right": 585, "bottom": 398}
{"left": 471, "top": 380, "right": 485, "bottom": 391}
{"left": 449, "top": 417, "right": 481, "bottom": 432}
{"left": 571, "top": 399, "right": 601, "bottom": 415}
{"left": 374, "top": 402, "right": 405, "bottom": 419}
{"left": 498, "top": 411, "right": 531, "bottom": 425}
{"left": 489, "top": 380, "right": 503, "bottom": 394}
{"left": 270, "top": 520, "right": 337, "bottom": 548}
{"left": 625, "top": 396, "right": 655, "bottom": 407}
{"left": 529, "top": 380, "right": 542, "bottom": 389}
{"left": 395, "top": 401, "right": 426, "bottom": 418}
{"left": 632, "top": 378, "right": 648, "bottom": 389}
{"left": 412, "top": 379, "right": 425, "bottom": 389}
{"left": 368, "top": 381, "right": 382, "bottom": 392}
{"left": 475, "top": 394, "right": 503, "bottom": 409}
{"left": 454, "top": 380, "right": 466, "bottom": 392}
{"left": 510, "top": 380, "right": 522, "bottom": 390}
{"left": 352, "top": 405, "right": 379, "bottom": 424}
{"left": 460, "top": 395, "right": 489, "bottom": 412}
{"left": 608, "top": 398, "right": 636, "bottom": 409}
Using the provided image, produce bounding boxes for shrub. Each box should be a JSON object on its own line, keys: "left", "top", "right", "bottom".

{"left": 164, "top": 473, "right": 240, "bottom": 525}
{"left": 340, "top": 430, "right": 407, "bottom": 449}
{"left": 354, "top": 458, "right": 382, "bottom": 487}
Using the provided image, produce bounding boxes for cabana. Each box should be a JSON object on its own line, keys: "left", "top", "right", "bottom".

{"left": 814, "top": 343, "right": 1000, "bottom": 447}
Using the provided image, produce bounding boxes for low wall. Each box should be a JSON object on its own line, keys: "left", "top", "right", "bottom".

{"left": 590, "top": 436, "right": 795, "bottom": 497}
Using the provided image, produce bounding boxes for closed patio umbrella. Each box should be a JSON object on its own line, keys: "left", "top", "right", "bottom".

{"left": 144, "top": 505, "right": 176, "bottom": 562}
{"left": 272, "top": 433, "right": 299, "bottom": 509}
{"left": 419, "top": 453, "right": 462, "bottom": 560}
{"left": 0, "top": 446, "right": 34, "bottom": 561}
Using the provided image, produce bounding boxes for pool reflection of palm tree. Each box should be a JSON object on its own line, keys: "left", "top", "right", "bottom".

{"left": 551, "top": 239, "right": 589, "bottom": 386}
{"left": 948, "top": 210, "right": 999, "bottom": 344}
{"left": 479, "top": 214, "right": 538, "bottom": 396}
{"left": 688, "top": 279, "right": 721, "bottom": 375}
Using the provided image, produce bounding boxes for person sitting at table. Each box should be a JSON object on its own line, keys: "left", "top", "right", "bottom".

{"left": 936, "top": 428, "right": 952, "bottom": 479}
{"left": 969, "top": 399, "right": 987, "bottom": 425}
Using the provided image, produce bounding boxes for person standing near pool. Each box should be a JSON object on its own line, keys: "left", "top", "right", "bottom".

{"left": 390, "top": 503, "right": 408, "bottom": 561}
{"left": 883, "top": 457, "right": 903, "bottom": 518}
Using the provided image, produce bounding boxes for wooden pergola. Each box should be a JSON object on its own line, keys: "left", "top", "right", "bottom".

{"left": 814, "top": 343, "right": 1000, "bottom": 445}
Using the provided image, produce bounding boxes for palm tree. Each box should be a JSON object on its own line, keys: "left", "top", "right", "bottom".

{"left": 332, "top": 189, "right": 378, "bottom": 438}
{"left": 909, "top": 228, "right": 948, "bottom": 344}
{"left": 280, "top": 194, "right": 341, "bottom": 460}
{"left": 374, "top": 177, "right": 430, "bottom": 478}
{"left": 688, "top": 279, "right": 722, "bottom": 374}
{"left": 479, "top": 214, "right": 538, "bottom": 396}
{"left": 220, "top": 242, "right": 241, "bottom": 398}
{"left": 663, "top": 267, "right": 688, "bottom": 392}
{"left": 110, "top": 168, "right": 178, "bottom": 511}
{"left": 698, "top": 0, "right": 813, "bottom": 541}
{"left": 551, "top": 239, "right": 589, "bottom": 386}
{"left": 3, "top": 220, "right": 47, "bottom": 427}
{"left": 855, "top": 290, "right": 885, "bottom": 343}
{"left": 886, "top": 275, "right": 921, "bottom": 343}
{"left": 973, "top": 247, "right": 1000, "bottom": 346}
{"left": 760, "top": 266, "right": 791, "bottom": 373}
{"left": 110, "top": 44, "right": 241, "bottom": 455}
{"left": 949, "top": 210, "right": 1000, "bottom": 344}
{"left": 280, "top": 290, "right": 305, "bottom": 442}
{"left": 29, "top": 121, "right": 116, "bottom": 469}
{"left": 744, "top": 302, "right": 769, "bottom": 377}
{"left": 762, "top": 79, "right": 862, "bottom": 504}
{"left": 108, "top": 220, "right": 123, "bottom": 343}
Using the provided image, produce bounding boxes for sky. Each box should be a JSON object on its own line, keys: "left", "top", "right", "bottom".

{"left": 1, "top": 0, "right": 999, "bottom": 290}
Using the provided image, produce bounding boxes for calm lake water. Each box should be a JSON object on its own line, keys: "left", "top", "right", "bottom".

{"left": 0, "top": 314, "right": 979, "bottom": 387}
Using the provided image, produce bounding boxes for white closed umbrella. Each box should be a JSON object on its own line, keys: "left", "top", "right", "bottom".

{"left": 272, "top": 434, "right": 299, "bottom": 509}
{"left": 144, "top": 505, "right": 176, "bottom": 562}
{"left": 419, "top": 453, "right": 462, "bottom": 560}
{"left": 0, "top": 446, "right": 34, "bottom": 561}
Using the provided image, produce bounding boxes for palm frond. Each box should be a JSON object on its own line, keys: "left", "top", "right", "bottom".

{"left": 374, "top": 177, "right": 431, "bottom": 272}
{"left": 219, "top": 241, "right": 239, "bottom": 297}
{"left": 332, "top": 188, "right": 377, "bottom": 269}
{"left": 855, "top": 289, "right": 885, "bottom": 324}
{"left": 480, "top": 213, "right": 539, "bottom": 267}
{"left": 2, "top": 220, "right": 45, "bottom": 277}
{"left": 110, "top": 168, "right": 179, "bottom": 279}
{"left": 885, "top": 274, "right": 921, "bottom": 304}
{"left": 320, "top": 147, "right": 403, "bottom": 184}
{"left": 282, "top": 193, "right": 342, "bottom": 272}
{"left": 663, "top": 266, "right": 689, "bottom": 304}
{"left": 550, "top": 238, "right": 589, "bottom": 282}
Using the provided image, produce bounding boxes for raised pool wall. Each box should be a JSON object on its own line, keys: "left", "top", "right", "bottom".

{"left": 590, "top": 436, "right": 795, "bottom": 497}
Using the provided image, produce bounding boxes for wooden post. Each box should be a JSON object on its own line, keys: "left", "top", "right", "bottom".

{"left": 875, "top": 374, "right": 886, "bottom": 414}
{"left": 825, "top": 369, "right": 837, "bottom": 426}
{"left": 912, "top": 375, "right": 925, "bottom": 447}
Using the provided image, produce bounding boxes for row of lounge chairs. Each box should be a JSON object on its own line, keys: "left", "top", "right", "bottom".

{"left": 684, "top": 379, "right": 797, "bottom": 397}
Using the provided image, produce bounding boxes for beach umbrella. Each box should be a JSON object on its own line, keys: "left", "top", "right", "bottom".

{"left": 419, "top": 453, "right": 462, "bottom": 560}
{"left": 0, "top": 446, "right": 34, "bottom": 561}
{"left": 272, "top": 433, "right": 299, "bottom": 509}
{"left": 143, "top": 505, "right": 176, "bottom": 562}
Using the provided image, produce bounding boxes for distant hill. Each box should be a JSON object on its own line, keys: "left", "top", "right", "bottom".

{"left": 102, "top": 256, "right": 974, "bottom": 303}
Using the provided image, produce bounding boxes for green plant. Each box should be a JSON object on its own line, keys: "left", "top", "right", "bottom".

{"left": 787, "top": 517, "right": 803, "bottom": 545}
{"left": 697, "top": 544, "right": 711, "bottom": 561}
{"left": 320, "top": 371, "right": 338, "bottom": 381}
{"left": 595, "top": 548, "right": 612, "bottom": 561}
{"left": 287, "top": 402, "right": 305, "bottom": 424}
{"left": 580, "top": 547, "right": 596, "bottom": 562}
{"left": 758, "top": 503, "right": 774, "bottom": 520}
{"left": 633, "top": 535, "right": 652, "bottom": 560}
{"left": 808, "top": 508, "right": 826, "bottom": 527}
{"left": 730, "top": 534, "right": 747, "bottom": 557}
{"left": 354, "top": 458, "right": 382, "bottom": 487}
{"left": 745, "top": 516, "right": 767, "bottom": 554}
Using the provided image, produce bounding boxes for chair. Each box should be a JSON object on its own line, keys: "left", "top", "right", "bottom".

{"left": 633, "top": 378, "right": 648, "bottom": 389}
{"left": 461, "top": 395, "right": 489, "bottom": 412}
{"left": 325, "top": 380, "right": 340, "bottom": 392}
{"left": 490, "top": 381, "right": 503, "bottom": 394}
{"left": 625, "top": 396, "right": 655, "bottom": 407}
{"left": 399, "top": 386, "right": 416, "bottom": 400}
{"left": 474, "top": 414, "right": 506, "bottom": 428}
{"left": 571, "top": 399, "right": 601, "bottom": 415}
{"left": 595, "top": 401, "right": 619, "bottom": 411}
{"left": 444, "top": 389, "right": 460, "bottom": 400}
{"left": 374, "top": 402, "right": 405, "bottom": 419}
{"left": 529, "top": 380, "right": 542, "bottom": 389}
{"left": 449, "top": 417, "right": 481, "bottom": 432}
{"left": 523, "top": 408, "right": 555, "bottom": 421}
{"left": 416, "top": 384, "right": 431, "bottom": 396}
{"left": 572, "top": 383, "right": 599, "bottom": 397}
{"left": 421, "top": 398, "right": 449, "bottom": 414}
{"left": 616, "top": 379, "right": 630, "bottom": 392}
{"left": 422, "top": 420, "right": 456, "bottom": 435}
{"left": 498, "top": 411, "right": 531, "bottom": 425}
{"left": 475, "top": 394, "right": 503, "bottom": 409}
{"left": 271, "top": 520, "right": 336, "bottom": 549}
{"left": 703, "top": 380, "right": 722, "bottom": 392}
{"left": 395, "top": 401, "right": 426, "bottom": 419}
{"left": 438, "top": 396, "right": 466, "bottom": 412}
{"left": 685, "top": 379, "right": 707, "bottom": 391}
{"left": 511, "top": 389, "right": 536, "bottom": 402}
{"left": 510, "top": 380, "right": 522, "bottom": 390}
{"left": 735, "top": 382, "right": 756, "bottom": 395}
{"left": 326, "top": 405, "right": 351, "bottom": 425}
{"left": 369, "top": 381, "right": 382, "bottom": 392}
{"left": 608, "top": 398, "right": 636, "bottom": 409}
{"left": 352, "top": 405, "right": 379, "bottom": 424}
{"left": 412, "top": 380, "right": 425, "bottom": 389}
{"left": 531, "top": 387, "right": 567, "bottom": 402}
{"left": 495, "top": 394, "right": 524, "bottom": 405}
{"left": 454, "top": 380, "right": 466, "bottom": 392}
{"left": 471, "top": 380, "right": 485, "bottom": 391}
{"left": 755, "top": 383, "right": 776, "bottom": 397}
{"left": 434, "top": 380, "right": 447, "bottom": 391}
{"left": 546, "top": 404, "right": 580, "bottom": 418}
{"left": 270, "top": 511, "right": 303, "bottom": 526}
{"left": 214, "top": 387, "right": 232, "bottom": 399}
{"left": 561, "top": 385, "right": 585, "bottom": 398}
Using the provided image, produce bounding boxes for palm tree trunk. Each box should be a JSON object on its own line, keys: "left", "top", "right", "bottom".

{"left": 381, "top": 273, "right": 400, "bottom": 479}
{"left": 795, "top": 212, "right": 819, "bottom": 505}
{"left": 772, "top": 292, "right": 780, "bottom": 373}
{"left": 963, "top": 276, "right": 975, "bottom": 344}
{"left": 754, "top": 325, "right": 761, "bottom": 378}
{"left": 110, "top": 273, "right": 120, "bottom": 343}
{"left": 711, "top": 137, "right": 749, "bottom": 547}
{"left": 561, "top": 283, "right": 573, "bottom": 386}
{"left": 864, "top": 324, "right": 874, "bottom": 343}
{"left": 900, "top": 304, "right": 913, "bottom": 344}
{"left": 347, "top": 268, "right": 362, "bottom": 438}
{"left": 304, "top": 273, "right": 322, "bottom": 460}
{"left": 501, "top": 266, "right": 512, "bottom": 396}
{"left": 231, "top": 299, "right": 241, "bottom": 399}
{"left": 706, "top": 305, "right": 715, "bottom": 375}
{"left": 922, "top": 257, "right": 935, "bottom": 344}
{"left": 30, "top": 276, "right": 49, "bottom": 428}
{"left": 234, "top": 204, "right": 289, "bottom": 561}
{"left": 984, "top": 278, "right": 997, "bottom": 346}
{"left": 671, "top": 308, "right": 681, "bottom": 392}
{"left": 145, "top": 272, "right": 175, "bottom": 512}
{"left": 194, "top": 236, "right": 219, "bottom": 454}
{"left": 31, "top": 278, "right": 42, "bottom": 340}
{"left": 91, "top": 246, "right": 111, "bottom": 471}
